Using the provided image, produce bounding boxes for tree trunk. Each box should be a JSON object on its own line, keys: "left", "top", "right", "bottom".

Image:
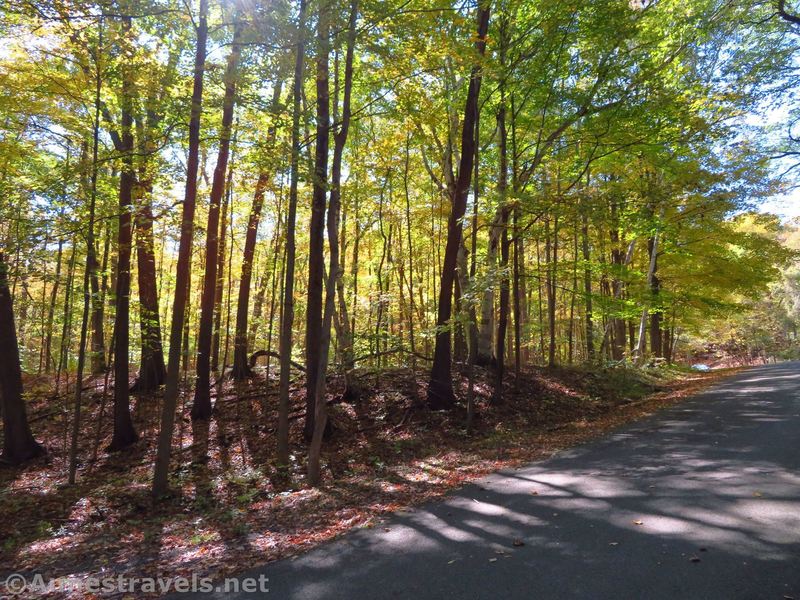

{"left": 634, "top": 228, "right": 660, "bottom": 363}
{"left": 211, "top": 152, "right": 233, "bottom": 373}
{"left": 277, "top": 0, "right": 307, "bottom": 467}
{"left": 0, "top": 251, "right": 44, "bottom": 464}
{"left": 512, "top": 206, "right": 522, "bottom": 377}
{"left": 89, "top": 249, "right": 105, "bottom": 375}
{"left": 68, "top": 16, "right": 104, "bottom": 482}
{"left": 304, "top": 0, "right": 331, "bottom": 441}
{"left": 545, "top": 216, "right": 556, "bottom": 367}
{"left": 495, "top": 210, "right": 510, "bottom": 402}
{"left": 230, "top": 173, "right": 268, "bottom": 379}
{"left": 609, "top": 199, "right": 626, "bottom": 361}
{"left": 308, "top": 0, "right": 358, "bottom": 486}
{"left": 494, "top": 71, "right": 510, "bottom": 403}
{"left": 153, "top": 0, "right": 208, "bottom": 498}
{"left": 402, "top": 133, "right": 415, "bottom": 364}
{"left": 477, "top": 214, "right": 499, "bottom": 365}
{"left": 648, "top": 236, "right": 663, "bottom": 357}
{"left": 427, "top": 4, "right": 490, "bottom": 409}
{"left": 581, "top": 201, "right": 594, "bottom": 361}
{"left": 333, "top": 5, "right": 357, "bottom": 391}
{"left": 467, "top": 108, "right": 480, "bottom": 366}
{"left": 55, "top": 238, "right": 77, "bottom": 397}
{"left": 108, "top": 15, "right": 139, "bottom": 451}
{"left": 193, "top": 22, "right": 242, "bottom": 420}
{"left": 230, "top": 78, "right": 283, "bottom": 379}
{"left": 43, "top": 237, "right": 64, "bottom": 373}
{"left": 132, "top": 182, "right": 166, "bottom": 392}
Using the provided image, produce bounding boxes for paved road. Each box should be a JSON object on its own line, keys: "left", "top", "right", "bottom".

{"left": 186, "top": 363, "right": 800, "bottom": 599}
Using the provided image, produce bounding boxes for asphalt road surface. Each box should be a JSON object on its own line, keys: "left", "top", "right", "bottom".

{"left": 180, "top": 362, "right": 800, "bottom": 599}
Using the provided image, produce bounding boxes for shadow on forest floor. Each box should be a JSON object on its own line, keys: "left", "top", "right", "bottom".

{"left": 0, "top": 362, "right": 739, "bottom": 598}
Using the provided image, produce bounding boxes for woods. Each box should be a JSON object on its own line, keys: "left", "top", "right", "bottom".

{"left": 2, "top": 0, "right": 800, "bottom": 591}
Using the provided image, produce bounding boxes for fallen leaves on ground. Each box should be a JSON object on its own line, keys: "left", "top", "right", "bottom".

{"left": 0, "top": 365, "right": 735, "bottom": 598}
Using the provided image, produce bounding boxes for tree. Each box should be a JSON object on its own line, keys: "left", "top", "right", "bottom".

{"left": 277, "top": 0, "right": 307, "bottom": 467}
{"left": 153, "top": 0, "right": 208, "bottom": 498}
{"left": 193, "top": 19, "right": 243, "bottom": 420}
{"left": 303, "top": 0, "right": 332, "bottom": 441}
{"left": 427, "top": 2, "right": 491, "bottom": 409}
{"left": 0, "top": 251, "right": 44, "bottom": 464}
{"left": 230, "top": 77, "right": 284, "bottom": 380}
{"left": 308, "top": 0, "right": 359, "bottom": 486}
{"left": 108, "top": 14, "right": 139, "bottom": 451}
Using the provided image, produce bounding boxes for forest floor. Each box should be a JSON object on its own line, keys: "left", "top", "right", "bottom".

{"left": 0, "top": 363, "right": 738, "bottom": 598}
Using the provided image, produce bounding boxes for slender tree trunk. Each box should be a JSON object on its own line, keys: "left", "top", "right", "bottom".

{"left": 304, "top": 0, "right": 331, "bottom": 441}
{"left": 0, "top": 251, "right": 44, "bottom": 464}
{"left": 193, "top": 22, "right": 242, "bottom": 419}
{"left": 43, "top": 237, "right": 64, "bottom": 373}
{"left": 477, "top": 218, "right": 498, "bottom": 365}
{"left": 581, "top": 200, "right": 594, "bottom": 361}
{"left": 89, "top": 251, "right": 105, "bottom": 375}
{"left": 453, "top": 252, "right": 467, "bottom": 362}
{"left": 231, "top": 79, "right": 283, "bottom": 379}
{"left": 230, "top": 173, "right": 268, "bottom": 379}
{"left": 332, "top": 5, "right": 357, "bottom": 392}
{"left": 38, "top": 231, "right": 51, "bottom": 375}
{"left": 609, "top": 198, "right": 626, "bottom": 361}
{"left": 109, "top": 15, "right": 139, "bottom": 451}
{"left": 56, "top": 240, "right": 77, "bottom": 397}
{"left": 512, "top": 207, "right": 522, "bottom": 379}
{"left": 427, "top": 4, "right": 490, "bottom": 409}
{"left": 153, "top": 0, "right": 208, "bottom": 498}
{"left": 547, "top": 214, "right": 559, "bottom": 368}
{"left": 403, "top": 133, "right": 415, "bottom": 363}
{"left": 535, "top": 237, "right": 545, "bottom": 361}
{"left": 510, "top": 92, "right": 522, "bottom": 380}
{"left": 568, "top": 225, "right": 578, "bottom": 363}
{"left": 494, "top": 67, "right": 510, "bottom": 403}
{"left": 634, "top": 228, "right": 660, "bottom": 363}
{"left": 277, "top": 0, "right": 307, "bottom": 467}
{"left": 309, "top": 0, "right": 358, "bottom": 485}
{"left": 68, "top": 15, "right": 104, "bottom": 482}
{"left": 495, "top": 212, "right": 510, "bottom": 402}
{"left": 211, "top": 157, "right": 232, "bottom": 373}
{"left": 467, "top": 108, "right": 480, "bottom": 365}
{"left": 648, "top": 235, "right": 663, "bottom": 357}
{"left": 132, "top": 182, "right": 166, "bottom": 392}
{"left": 248, "top": 260, "right": 270, "bottom": 349}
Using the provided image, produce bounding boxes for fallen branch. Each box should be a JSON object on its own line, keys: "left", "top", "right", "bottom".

{"left": 352, "top": 347, "right": 432, "bottom": 364}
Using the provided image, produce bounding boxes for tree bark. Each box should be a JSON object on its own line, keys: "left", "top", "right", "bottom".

{"left": 494, "top": 72, "right": 510, "bottom": 403}
{"left": 43, "top": 237, "right": 64, "bottom": 373}
{"left": 427, "top": 3, "right": 490, "bottom": 409}
{"left": 108, "top": 14, "right": 139, "bottom": 451}
{"left": 0, "top": 251, "right": 44, "bottom": 464}
{"left": 193, "top": 22, "right": 242, "bottom": 419}
{"left": 581, "top": 199, "right": 594, "bottom": 360}
{"left": 277, "top": 0, "right": 307, "bottom": 467}
{"left": 309, "top": 0, "right": 358, "bottom": 486}
{"left": 132, "top": 181, "right": 166, "bottom": 392}
{"left": 153, "top": 0, "right": 208, "bottom": 498}
{"left": 648, "top": 235, "right": 663, "bottom": 357}
{"left": 67, "top": 15, "right": 104, "bottom": 482}
{"left": 304, "top": 0, "right": 331, "bottom": 441}
{"left": 231, "top": 79, "right": 283, "bottom": 379}
{"left": 609, "top": 198, "right": 626, "bottom": 361}
{"left": 211, "top": 158, "right": 232, "bottom": 373}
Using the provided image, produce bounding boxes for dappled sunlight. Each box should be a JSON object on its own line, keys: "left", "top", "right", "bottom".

{"left": 228, "top": 364, "right": 800, "bottom": 600}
